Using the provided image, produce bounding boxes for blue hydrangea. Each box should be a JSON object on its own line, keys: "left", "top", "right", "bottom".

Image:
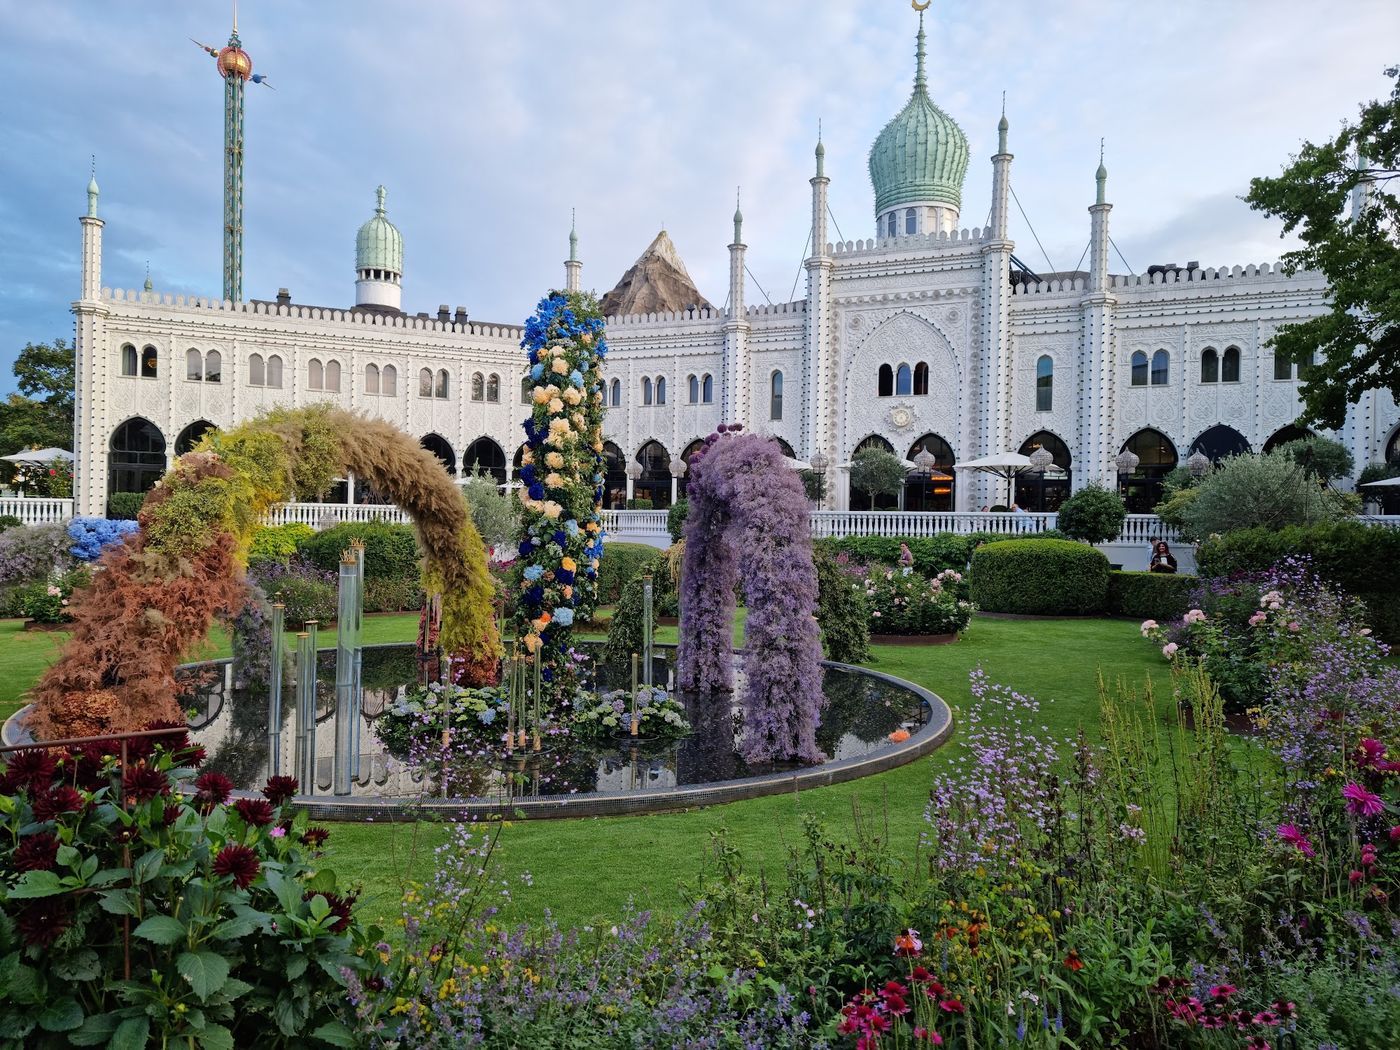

{"left": 523, "top": 565, "right": 544, "bottom": 581}
{"left": 530, "top": 362, "right": 544, "bottom": 380}
{"left": 528, "top": 482, "right": 545, "bottom": 501}
{"left": 565, "top": 520, "right": 580, "bottom": 538}
{"left": 477, "top": 708, "right": 497, "bottom": 725}
{"left": 67, "top": 517, "right": 139, "bottom": 562}
{"left": 551, "top": 607, "right": 575, "bottom": 627}
{"left": 569, "top": 369, "right": 584, "bottom": 387}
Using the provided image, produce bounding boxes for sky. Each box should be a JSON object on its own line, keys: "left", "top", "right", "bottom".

{"left": 0, "top": 0, "right": 1397, "bottom": 396}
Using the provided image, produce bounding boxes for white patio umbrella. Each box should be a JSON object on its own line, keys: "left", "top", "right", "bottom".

{"left": 1, "top": 447, "right": 73, "bottom": 465}
{"left": 780, "top": 455, "right": 812, "bottom": 471}
{"left": 1360, "top": 476, "right": 1400, "bottom": 487}
{"left": 953, "top": 451, "right": 1035, "bottom": 508}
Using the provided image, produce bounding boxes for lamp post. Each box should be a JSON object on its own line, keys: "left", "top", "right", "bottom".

{"left": 912, "top": 446, "right": 936, "bottom": 512}
{"left": 669, "top": 459, "right": 687, "bottom": 507}
{"left": 809, "top": 450, "right": 829, "bottom": 511}
{"left": 1115, "top": 449, "right": 1140, "bottom": 508}
{"left": 1029, "top": 445, "right": 1054, "bottom": 513}
{"left": 625, "top": 459, "right": 642, "bottom": 506}
{"left": 1187, "top": 451, "right": 1211, "bottom": 479}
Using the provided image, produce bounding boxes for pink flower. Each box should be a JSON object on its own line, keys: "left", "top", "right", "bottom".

{"left": 269, "top": 826, "right": 286, "bottom": 838}
{"left": 1343, "top": 782, "right": 1384, "bottom": 818}
{"left": 1276, "top": 824, "right": 1316, "bottom": 858}
{"left": 1349, "top": 869, "right": 1365, "bottom": 885}
{"left": 1358, "top": 739, "right": 1387, "bottom": 767}
{"left": 1183, "top": 609, "right": 1206, "bottom": 624}
{"left": 1389, "top": 825, "right": 1400, "bottom": 843}
{"left": 1161, "top": 642, "right": 1179, "bottom": 658}
{"left": 1287, "top": 622, "right": 1301, "bottom": 633}
{"left": 1140, "top": 619, "right": 1158, "bottom": 636}
{"left": 1248, "top": 612, "right": 1267, "bottom": 627}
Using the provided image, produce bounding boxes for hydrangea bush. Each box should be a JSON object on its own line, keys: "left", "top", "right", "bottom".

{"left": 65, "top": 517, "right": 139, "bottom": 562}
{"left": 512, "top": 291, "right": 608, "bottom": 699}
{"left": 570, "top": 685, "right": 691, "bottom": 742}
{"left": 676, "top": 428, "right": 825, "bottom": 764}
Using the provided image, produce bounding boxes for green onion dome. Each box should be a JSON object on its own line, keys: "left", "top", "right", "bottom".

{"left": 868, "top": 19, "right": 969, "bottom": 216}
{"left": 355, "top": 185, "right": 403, "bottom": 276}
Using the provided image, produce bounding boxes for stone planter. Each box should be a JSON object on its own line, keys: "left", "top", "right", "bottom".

{"left": 869, "top": 632, "right": 959, "bottom": 646}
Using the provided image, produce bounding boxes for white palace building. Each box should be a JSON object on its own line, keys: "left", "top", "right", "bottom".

{"left": 69, "top": 17, "right": 1400, "bottom": 522}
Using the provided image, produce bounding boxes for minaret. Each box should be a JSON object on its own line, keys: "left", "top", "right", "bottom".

{"left": 804, "top": 132, "right": 834, "bottom": 483}
{"left": 193, "top": 6, "right": 270, "bottom": 302}
{"left": 355, "top": 186, "right": 404, "bottom": 311}
{"left": 564, "top": 210, "right": 582, "bottom": 293}
{"left": 978, "top": 111, "right": 1014, "bottom": 505}
{"left": 75, "top": 164, "right": 110, "bottom": 516}
{"left": 1079, "top": 146, "right": 1118, "bottom": 490}
{"left": 722, "top": 189, "right": 750, "bottom": 422}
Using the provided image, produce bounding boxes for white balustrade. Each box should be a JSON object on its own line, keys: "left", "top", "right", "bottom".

{"left": 0, "top": 497, "right": 74, "bottom": 526}
{"left": 263, "top": 502, "right": 412, "bottom": 528}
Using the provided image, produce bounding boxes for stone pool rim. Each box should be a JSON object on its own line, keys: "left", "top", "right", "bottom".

{"left": 2, "top": 646, "right": 955, "bottom": 822}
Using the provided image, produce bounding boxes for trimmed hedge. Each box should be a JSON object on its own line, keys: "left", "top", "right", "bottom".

{"left": 1197, "top": 521, "right": 1400, "bottom": 642}
{"left": 1105, "top": 571, "right": 1196, "bottom": 621}
{"left": 106, "top": 491, "right": 145, "bottom": 520}
{"left": 595, "top": 541, "right": 662, "bottom": 605}
{"left": 300, "top": 521, "right": 420, "bottom": 580}
{"left": 820, "top": 530, "right": 1069, "bottom": 578}
{"left": 970, "top": 539, "right": 1110, "bottom": 615}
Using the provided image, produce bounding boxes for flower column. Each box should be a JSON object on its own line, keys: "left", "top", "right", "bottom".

{"left": 512, "top": 291, "right": 609, "bottom": 708}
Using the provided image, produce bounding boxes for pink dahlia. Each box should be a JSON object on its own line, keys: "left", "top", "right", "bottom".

{"left": 1276, "top": 824, "right": 1316, "bottom": 858}
{"left": 1342, "top": 782, "right": 1384, "bottom": 818}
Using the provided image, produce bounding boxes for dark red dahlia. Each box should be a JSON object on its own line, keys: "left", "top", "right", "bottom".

{"left": 262, "top": 775, "right": 300, "bottom": 806}
{"left": 122, "top": 763, "right": 170, "bottom": 804}
{"left": 13, "top": 831, "right": 60, "bottom": 872}
{"left": 31, "top": 785, "right": 85, "bottom": 822}
{"left": 70, "top": 741, "right": 120, "bottom": 791}
{"left": 212, "top": 844, "right": 261, "bottom": 889}
{"left": 3, "top": 748, "right": 58, "bottom": 793}
{"left": 193, "top": 771, "right": 233, "bottom": 811}
{"left": 304, "top": 889, "right": 359, "bottom": 933}
{"left": 144, "top": 720, "right": 190, "bottom": 753}
{"left": 234, "top": 797, "right": 275, "bottom": 827}
{"left": 300, "top": 826, "right": 331, "bottom": 849}
{"left": 17, "top": 898, "right": 70, "bottom": 948}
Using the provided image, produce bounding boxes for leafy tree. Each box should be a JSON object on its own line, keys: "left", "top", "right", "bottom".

{"left": 1276, "top": 435, "right": 1355, "bottom": 483}
{"left": 1182, "top": 452, "right": 1346, "bottom": 539}
{"left": 850, "top": 447, "right": 907, "bottom": 503}
{"left": 798, "top": 468, "right": 827, "bottom": 504}
{"left": 459, "top": 472, "right": 518, "bottom": 550}
{"left": 1245, "top": 67, "right": 1400, "bottom": 428}
{"left": 0, "top": 339, "right": 75, "bottom": 482}
{"left": 666, "top": 498, "right": 689, "bottom": 543}
{"left": 1055, "top": 483, "right": 1127, "bottom": 544}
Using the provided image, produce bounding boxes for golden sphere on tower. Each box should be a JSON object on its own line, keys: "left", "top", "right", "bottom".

{"left": 216, "top": 46, "right": 253, "bottom": 80}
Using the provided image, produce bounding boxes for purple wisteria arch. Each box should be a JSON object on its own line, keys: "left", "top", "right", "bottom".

{"left": 676, "top": 427, "right": 826, "bottom": 763}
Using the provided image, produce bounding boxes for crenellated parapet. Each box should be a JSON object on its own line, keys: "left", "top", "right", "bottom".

{"left": 1010, "top": 262, "right": 1321, "bottom": 297}
{"left": 831, "top": 226, "right": 991, "bottom": 257}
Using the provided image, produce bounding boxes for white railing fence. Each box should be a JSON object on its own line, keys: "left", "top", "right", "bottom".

{"left": 0, "top": 497, "right": 74, "bottom": 526}
{"left": 263, "top": 502, "right": 413, "bottom": 528}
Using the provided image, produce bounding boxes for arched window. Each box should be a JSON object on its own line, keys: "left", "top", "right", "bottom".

{"left": 1190, "top": 424, "right": 1250, "bottom": 463}
{"left": 610, "top": 378, "right": 621, "bottom": 407}
{"left": 308, "top": 358, "right": 324, "bottom": 391}
{"left": 1036, "top": 355, "right": 1053, "bottom": 412}
{"left": 886, "top": 213, "right": 897, "bottom": 238}
{"left": 434, "top": 368, "right": 449, "bottom": 399}
{"left": 108, "top": 417, "right": 166, "bottom": 499}
{"left": 265, "top": 354, "right": 283, "bottom": 389}
{"left": 688, "top": 374, "right": 699, "bottom": 404}
{"left": 770, "top": 370, "right": 784, "bottom": 421}
{"left": 365, "top": 363, "right": 380, "bottom": 394}
{"left": 121, "top": 344, "right": 138, "bottom": 376}
{"left": 851, "top": 434, "right": 897, "bottom": 510}
{"left": 878, "top": 364, "right": 894, "bottom": 397}
{"left": 141, "top": 345, "right": 158, "bottom": 379}
{"left": 1118, "top": 428, "right": 1178, "bottom": 511}
{"left": 642, "top": 377, "right": 653, "bottom": 406}
{"left": 419, "top": 368, "right": 434, "bottom": 399}
{"left": 420, "top": 434, "right": 456, "bottom": 474}
{"left": 635, "top": 440, "right": 672, "bottom": 508}
{"left": 702, "top": 374, "right": 714, "bottom": 404}
{"left": 655, "top": 377, "right": 666, "bottom": 405}
{"left": 521, "top": 375, "right": 531, "bottom": 404}
{"left": 913, "top": 362, "right": 929, "bottom": 396}
{"left": 1151, "top": 350, "right": 1169, "bottom": 386}
{"left": 325, "top": 360, "right": 341, "bottom": 393}
{"left": 382, "top": 364, "right": 397, "bottom": 396}
{"left": 905, "top": 207, "right": 917, "bottom": 235}
{"left": 185, "top": 348, "right": 203, "bottom": 381}
{"left": 1262, "top": 424, "right": 1313, "bottom": 453}
{"left": 1200, "top": 347, "right": 1219, "bottom": 384}
{"left": 204, "top": 350, "right": 221, "bottom": 383}
{"left": 1130, "top": 350, "right": 1149, "bottom": 386}
{"left": 248, "top": 352, "right": 265, "bottom": 386}
{"left": 462, "top": 437, "right": 507, "bottom": 485}
{"left": 486, "top": 374, "right": 499, "bottom": 402}
{"left": 1014, "top": 431, "right": 1072, "bottom": 511}
{"left": 895, "top": 363, "right": 912, "bottom": 396}
{"left": 175, "top": 420, "right": 217, "bottom": 456}
{"left": 471, "top": 372, "right": 484, "bottom": 401}
{"left": 905, "top": 433, "right": 958, "bottom": 511}
{"left": 601, "top": 441, "right": 627, "bottom": 508}
{"left": 1221, "top": 346, "right": 1241, "bottom": 383}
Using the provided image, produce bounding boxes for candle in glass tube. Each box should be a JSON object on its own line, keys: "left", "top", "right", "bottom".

{"left": 630, "top": 653, "right": 640, "bottom": 736}
{"left": 533, "top": 647, "right": 542, "bottom": 751}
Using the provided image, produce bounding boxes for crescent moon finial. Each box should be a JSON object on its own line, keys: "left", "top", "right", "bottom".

{"left": 912, "top": 0, "right": 932, "bottom": 11}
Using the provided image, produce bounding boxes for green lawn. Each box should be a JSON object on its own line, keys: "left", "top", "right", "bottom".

{"left": 0, "top": 612, "right": 1167, "bottom": 935}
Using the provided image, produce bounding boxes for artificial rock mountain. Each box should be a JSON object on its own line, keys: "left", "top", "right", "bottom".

{"left": 599, "top": 230, "right": 714, "bottom": 316}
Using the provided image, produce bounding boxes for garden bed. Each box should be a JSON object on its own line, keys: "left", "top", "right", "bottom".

{"left": 869, "top": 632, "right": 958, "bottom": 645}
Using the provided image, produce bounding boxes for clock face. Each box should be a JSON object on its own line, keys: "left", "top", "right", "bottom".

{"left": 891, "top": 407, "right": 913, "bottom": 429}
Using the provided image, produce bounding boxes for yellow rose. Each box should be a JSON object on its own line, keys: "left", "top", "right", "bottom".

{"left": 521, "top": 449, "right": 533, "bottom": 465}
{"left": 532, "top": 388, "right": 550, "bottom": 404}
{"left": 551, "top": 358, "right": 569, "bottom": 375}
{"left": 563, "top": 387, "right": 582, "bottom": 405}
{"left": 571, "top": 412, "right": 585, "bottom": 429}
{"left": 522, "top": 633, "right": 540, "bottom": 653}
{"left": 548, "top": 397, "right": 564, "bottom": 415}
{"left": 545, "top": 451, "right": 564, "bottom": 469}
{"left": 561, "top": 556, "right": 577, "bottom": 571}
{"left": 545, "top": 472, "right": 564, "bottom": 488}
{"left": 543, "top": 502, "right": 562, "bottom": 519}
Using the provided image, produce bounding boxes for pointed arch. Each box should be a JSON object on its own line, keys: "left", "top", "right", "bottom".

{"left": 121, "top": 343, "right": 138, "bottom": 376}
{"left": 1130, "top": 350, "right": 1149, "bottom": 386}
{"left": 850, "top": 434, "right": 899, "bottom": 511}
{"left": 175, "top": 420, "right": 218, "bottom": 456}
{"left": 1119, "top": 428, "right": 1178, "bottom": 511}
{"left": 434, "top": 368, "right": 450, "bottom": 399}
{"left": 610, "top": 378, "right": 621, "bottom": 407}
{"left": 688, "top": 374, "right": 699, "bottom": 404}
{"left": 365, "top": 362, "right": 381, "bottom": 394}
{"left": 486, "top": 373, "right": 500, "bottom": 402}
{"left": 770, "top": 370, "right": 784, "bottom": 420}
{"left": 1035, "top": 355, "right": 1053, "bottom": 411}
{"left": 905, "top": 432, "right": 957, "bottom": 511}
{"left": 601, "top": 440, "right": 627, "bottom": 508}
{"left": 895, "top": 363, "right": 913, "bottom": 396}
{"left": 462, "top": 437, "right": 507, "bottom": 485}
{"left": 108, "top": 417, "right": 166, "bottom": 499}
{"left": 1221, "top": 346, "right": 1241, "bottom": 383}
{"left": 878, "top": 363, "right": 894, "bottom": 397}
{"left": 185, "top": 348, "right": 203, "bottom": 382}
{"left": 642, "top": 376, "right": 653, "bottom": 405}
{"left": 309, "top": 358, "right": 325, "bottom": 391}
{"left": 1190, "top": 424, "right": 1251, "bottom": 462}
{"left": 204, "top": 350, "right": 221, "bottom": 383}
{"left": 702, "top": 373, "right": 714, "bottom": 404}
{"left": 265, "top": 355, "right": 283, "bottom": 389}
{"left": 140, "top": 344, "right": 158, "bottom": 379}
{"left": 1014, "top": 430, "right": 1071, "bottom": 511}
{"left": 420, "top": 368, "right": 434, "bottom": 398}
{"left": 420, "top": 433, "right": 457, "bottom": 474}
{"left": 913, "top": 362, "right": 929, "bottom": 396}
{"left": 248, "top": 352, "right": 265, "bottom": 386}
{"left": 1200, "top": 347, "right": 1219, "bottom": 384}
{"left": 382, "top": 363, "right": 397, "bottom": 396}
{"left": 471, "top": 372, "right": 484, "bottom": 401}
{"left": 1263, "top": 424, "right": 1313, "bottom": 452}
{"left": 635, "top": 440, "right": 671, "bottom": 508}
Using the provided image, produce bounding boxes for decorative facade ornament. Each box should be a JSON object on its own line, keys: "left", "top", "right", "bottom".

{"left": 886, "top": 402, "right": 918, "bottom": 431}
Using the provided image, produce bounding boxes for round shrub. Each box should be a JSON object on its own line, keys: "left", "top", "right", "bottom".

{"left": 595, "top": 542, "right": 661, "bottom": 605}
{"left": 105, "top": 491, "right": 145, "bottom": 520}
{"left": 0, "top": 515, "right": 21, "bottom": 533}
{"left": 247, "top": 522, "right": 315, "bottom": 568}
{"left": 1055, "top": 483, "right": 1127, "bottom": 544}
{"left": 813, "top": 546, "right": 870, "bottom": 662}
{"left": 299, "top": 521, "right": 419, "bottom": 581}
{"left": 0, "top": 522, "right": 75, "bottom": 589}
{"left": 970, "top": 539, "right": 1110, "bottom": 615}
{"left": 667, "top": 499, "right": 689, "bottom": 543}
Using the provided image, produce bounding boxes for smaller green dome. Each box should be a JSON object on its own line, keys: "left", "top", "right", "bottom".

{"left": 868, "top": 18, "right": 969, "bottom": 216}
{"left": 356, "top": 185, "right": 403, "bottom": 275}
